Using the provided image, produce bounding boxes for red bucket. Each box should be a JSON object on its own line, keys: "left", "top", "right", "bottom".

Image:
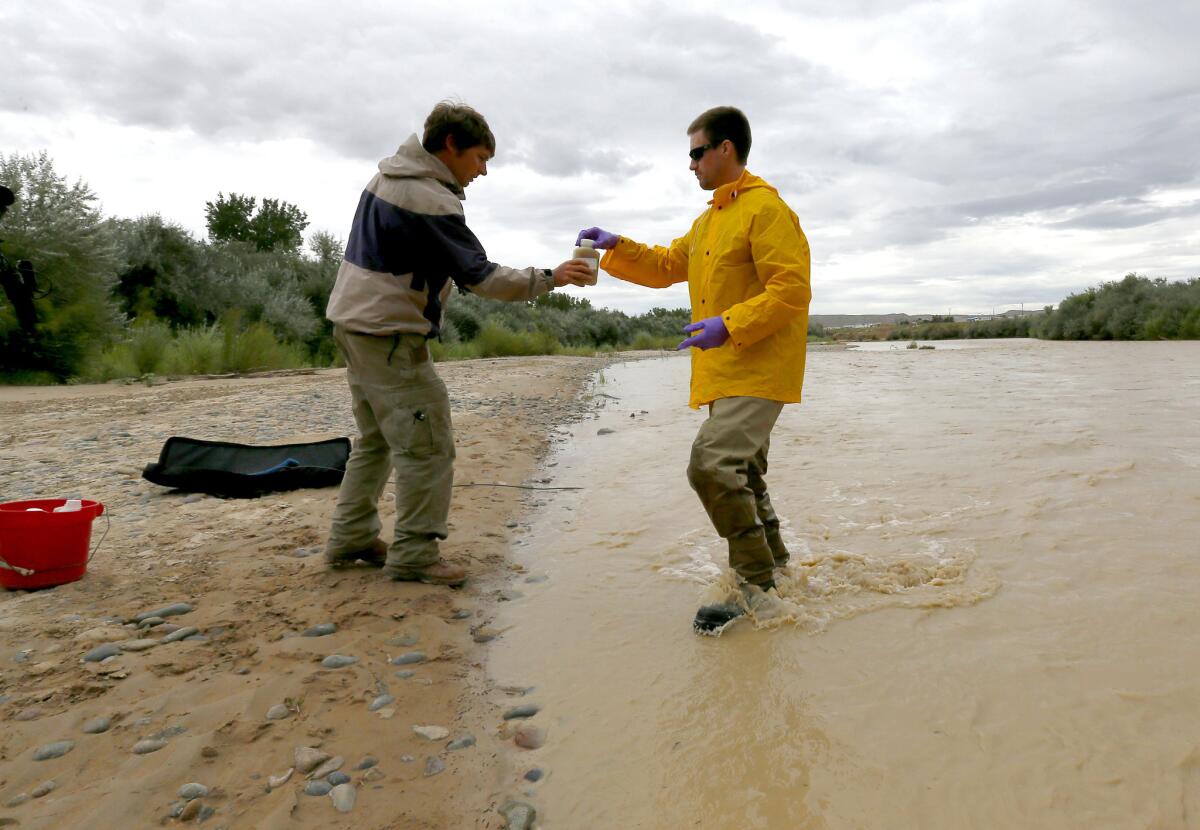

{"left": 0, "top": 499, "right": 106, "bottom": 590}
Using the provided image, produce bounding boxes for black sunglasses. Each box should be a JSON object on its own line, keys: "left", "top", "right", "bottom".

{"left": 688, "top": 142, "right": 715, "bottom": 161}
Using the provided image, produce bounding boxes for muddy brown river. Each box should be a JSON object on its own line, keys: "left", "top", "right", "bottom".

{"left": 489, "top": 339, "right": 1200, "bottom": 829}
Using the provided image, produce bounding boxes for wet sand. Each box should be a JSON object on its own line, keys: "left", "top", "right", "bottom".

{"left": 491, "top": 340, "right": 1200, "bottom": 829}
{"left": 0, "top": 355, "right": 616, "bottom": 828}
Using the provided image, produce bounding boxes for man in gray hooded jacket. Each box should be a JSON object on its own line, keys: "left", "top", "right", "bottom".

{"left": 324, "top": 102, "right": 593, "bottom": 586}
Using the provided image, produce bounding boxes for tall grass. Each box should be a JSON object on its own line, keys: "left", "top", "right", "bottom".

{"left": 81, "top": 320, "right": 309, "bottom": 381}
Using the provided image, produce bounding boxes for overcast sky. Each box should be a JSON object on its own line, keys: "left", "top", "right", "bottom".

{"left": 3, "top": 0, "right": 1198, "bottom": 315}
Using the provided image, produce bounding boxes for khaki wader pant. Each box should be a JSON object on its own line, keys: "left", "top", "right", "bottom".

{"left": 687, "top": 396, "right": 788, "bottom": 587}
{"left": 327, "top": 327, "right": 455, "bottom": 571}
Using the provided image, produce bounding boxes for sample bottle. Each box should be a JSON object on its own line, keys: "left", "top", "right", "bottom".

{"left": 572, "top": 238, "right": 600, "bottom": 285}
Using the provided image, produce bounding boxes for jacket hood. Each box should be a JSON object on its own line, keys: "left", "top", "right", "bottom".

{"left": 710, "top": 168, "right": 776, "bottom": 208}
{"left": 378, "top": 134, "right": 465, "bottom": 199}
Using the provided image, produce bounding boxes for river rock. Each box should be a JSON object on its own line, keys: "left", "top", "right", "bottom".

{"left": 388, "top": 633, "right": 418, "bottom": 647}
{"left": 83, "top": 643, "right": 122, "bottom": 662}
{"left": 119, "top": 638, "right": 158, "bottom": 652}
{"left": 33, "top": 740, "right": 74, "bottom": 761}
{"left": 133, "top": 602, "right": 193, "bottom": 623}
{"left": 133, "top": 738, "right": 167, "bottom": 754}
{"left": 369, "top": 694, "right": 394, "bottom": 712}
{"left": 354, "top": 756, "right": 378, "bottom": 771}
{"left": 597, "top": 427, "right": 616, "bottom": 435}
{"left": 178, "top": 783, "right": 208, "bottom": 800}
{"left": 501, "top": 800, "right": 537, "bottom": 829}
{"left": 413, "top": 725, "right": 449, "bottom": 741}
{"left": 5, "top": 794, "right": 29, "bottom": 807}
{"left": 137, "top": 616, "right": 166, "bottom": 628}
{"left": 524, "top": 768, "right": 544, "bottom": 782}
{"left": 447, "top": 734, "right": 476, "bottom": 751}
{"left": 395, "top": 670, "right": 415, "bottom": 679}
{"left": 161, "top": 626, "right": 199, "bottom": 644}
{"left": 294, "top": 746, "right": 330, "bottom": 774}
{"left": 82, "top": 716, "right": 112, "bottom": 734}
{"left": 327, "top": 771, "right": 351, "bottom": 786}
{"left": 266, "top": 704, "right": 290, "bottom": 720}
{"left": 321, "top": 654, "right": 357, "bottom": 668}
{"left": 330, "top": 783, "right": 356, "bottom": 813}
{"left": 308, "top": 756, "right": 343, "bottom": 780}
{"left": 304, "top": 780, "right": 332, "bottom": 796}
{"left": 14, "top": 707, "right": 42, "bottom": 721}
{"left": 150, "top": 724, "right": 187, "bottom": 741}
{"left": 178, "top": 799, "right": 202, "bottom": 821}
{"left": 267, "top": 768, "right": 293, "bottom": 790}
{"left": 390, "top": 652, "right": 425, "bottom": 665}
{"left": 301, "top": 623, "right": 336, "bottom": 637}
{"left": 363, "top": 767, "right": 385, "bottom": 782}
{"left": 503, "top": 704, "right": 540, "bottom": 720}
{"left": 513, "top": 724, "right": 546, "bottom": 750}
{"left": 424, "top": 756, "right": 445, "bottom": 776}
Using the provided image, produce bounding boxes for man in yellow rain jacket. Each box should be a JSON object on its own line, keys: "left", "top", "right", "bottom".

{"left": 577, "top": 106, "right": 811, "bottom": 633}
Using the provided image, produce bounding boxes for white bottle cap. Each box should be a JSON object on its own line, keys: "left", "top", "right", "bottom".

{"left": 579, "top": 239, "right": 595, "bottom": 249}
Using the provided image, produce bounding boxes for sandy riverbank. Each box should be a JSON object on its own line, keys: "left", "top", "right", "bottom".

{"left": 0, "top": 355, "right": 614, "bottom": 828}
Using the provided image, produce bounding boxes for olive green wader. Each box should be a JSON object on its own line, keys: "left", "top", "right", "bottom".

{"left": 326, "top": 326, "right": 454, "bottom": 572}
{"left": 687, "top": 396, "right": 789, "bottom": 588}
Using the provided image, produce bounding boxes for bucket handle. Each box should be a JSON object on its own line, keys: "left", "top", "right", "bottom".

{"left": 89, "top": 511, "right": 111, "bottom": 564}
{"left": 0, "top": 510, "right": 111, "bottom": 577}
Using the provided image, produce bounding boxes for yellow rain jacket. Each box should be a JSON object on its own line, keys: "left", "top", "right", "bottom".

{"left": 600, "top": 169, "right": 811, "bottom": 409}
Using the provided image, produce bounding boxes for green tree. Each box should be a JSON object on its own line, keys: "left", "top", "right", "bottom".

{"left": 204, "top": 192, "right": 256, "bottom": 244}
{"left": 205, "top": 192, "right": 309, "bottom": 253}
{"left": 0, "top": 151, "right": 120, "bottom": 380}
{"left": 110, "top": 214, "right": 207, "bottom": 325}
{"left": 250, "top": 197, "right": 309, "bottom": 253}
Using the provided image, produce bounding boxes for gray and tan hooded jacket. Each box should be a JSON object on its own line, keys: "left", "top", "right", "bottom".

{"left": 326, "top": 134, "right": 555, "bottom": 337}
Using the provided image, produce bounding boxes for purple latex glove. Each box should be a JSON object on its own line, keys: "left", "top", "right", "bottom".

{"left": 575, "top": 227, "right": 620, "bottom": 249}
{"left": 677, "top": 315, "right": 730, "bottom": 350}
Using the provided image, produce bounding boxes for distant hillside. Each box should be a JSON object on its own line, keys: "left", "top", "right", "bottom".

{"left": 810, "top": 313, "right": 932, "bottom": 328}
{"left": 813, "top": 309, "right": 1046, "bottom": 328}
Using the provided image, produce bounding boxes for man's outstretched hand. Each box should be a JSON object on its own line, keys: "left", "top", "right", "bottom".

{"left": 575, "top": 227, "right": 620, "bottom": 249}
{"left": 553, "top": 259, "right": 595, "bottom": 287}
{"left": 677, "top": 315, "right": 730, "bottom": 350}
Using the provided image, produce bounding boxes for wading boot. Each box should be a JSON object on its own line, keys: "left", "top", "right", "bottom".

{"left": 325, "top": 538, "right": 387, "bottom": 569}
{"left": 693, "top": 580, "right": 776, "bottom": 635}
{"left": 384, "top": 559, "right": 467, "bottom": 587}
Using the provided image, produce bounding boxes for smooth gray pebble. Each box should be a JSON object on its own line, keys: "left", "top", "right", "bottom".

{"left": 304, "top": 780, "right": 333, "bottom": 796}
{"left": 447, "top": 735, "right": 476, "bottom": 751}
{"left": 369, "top": 694, "right": 394, "bottom": 712}
{"left": 178, "top": 783, "right": 208, "bottom": 800}
{"left": 83, "top": 643, "right": 121, "bottom": 663}
{"left": 390, "top": 652, "right": 425, "bottom": 665}
{"left": 82, "top": 716, "right": 112, "bottom": 734}
{"left": 161, "top": 626, "right": 199, "bottom": 644}
{"left": 321, "top": 654, "right": 358, "bottom": 669}
{"left": 33, "top": 741, "right": 74, "bottom": 761}
{"left": 503, "top": 704, "right": 541, "bottom": 720}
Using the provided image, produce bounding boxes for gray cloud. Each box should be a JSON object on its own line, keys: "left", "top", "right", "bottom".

{"left": 2, "top": 0, "right": 1198, "bottom": 313}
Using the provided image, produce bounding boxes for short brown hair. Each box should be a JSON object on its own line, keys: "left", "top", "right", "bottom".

{"left": 422, "top": 101, "right": 496, "bottom": 155}
{"left": 687, "top": 106, "right": 751, "bottom": 164}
